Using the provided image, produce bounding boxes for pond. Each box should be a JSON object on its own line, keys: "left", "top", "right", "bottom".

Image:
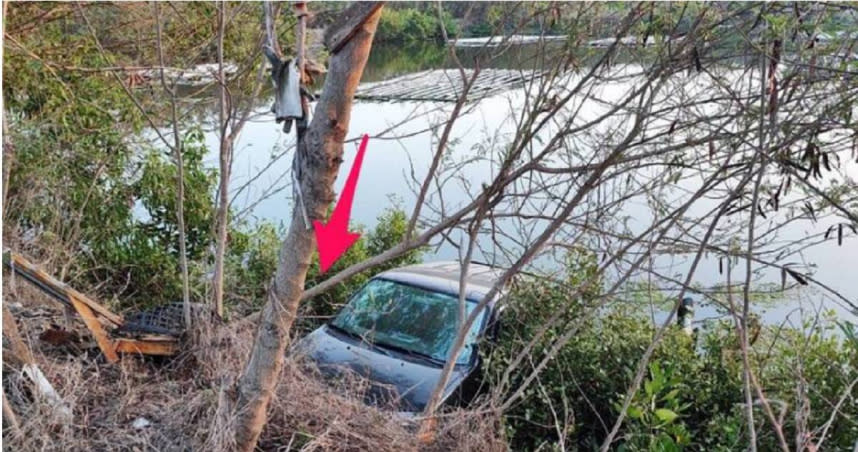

{"left": 196, "top": 40, "right": 857, "bottom": 326}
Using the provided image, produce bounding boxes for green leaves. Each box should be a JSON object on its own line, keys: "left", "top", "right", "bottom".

{"left": 654, "top": 408, "right": 679, "bottom": 424}
{"left": 840, "top": 321, "right": 858, "bottom": 351}
{"left": 487, "top": 275, "right": 858, "bottom": 450}
{"left": 375, "top": 8, "right": 457, "bottom": 44}
{"left": 628, "top": 405, "right": 644, "bottom": 420}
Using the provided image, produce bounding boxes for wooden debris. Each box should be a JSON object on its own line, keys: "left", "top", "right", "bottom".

{"left": 3, "top": 304, "right": 34, "bottom": 364}
{"left": 5, "top": 251, "right": 123, "bottom": 327}
{"left": 68, "top": 293, "right": 119, "bottom": 363}
{"left": 114, "top": 337, "right": 179, "bottom": 356}
{"left": 3, "top": 251, "right": 181, "bottom": 360}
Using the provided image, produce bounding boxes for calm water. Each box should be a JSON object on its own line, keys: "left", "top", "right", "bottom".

{"left": 197, "top": 42, "right": 857, "bottom": 326}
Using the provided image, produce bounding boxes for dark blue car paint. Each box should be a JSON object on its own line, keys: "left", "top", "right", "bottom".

{"left": 293, "top": 262, "right": 504, "bottom": 412}
{"left": 297, "top": 325, "right": 473, "bottom": 411}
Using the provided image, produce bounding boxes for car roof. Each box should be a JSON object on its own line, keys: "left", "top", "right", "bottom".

{"left": 375, "top": 261, "right": 505, "bottom": 303}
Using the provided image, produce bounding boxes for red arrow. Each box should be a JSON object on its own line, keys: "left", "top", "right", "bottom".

{"left": 313, "top": 134, "right": 369, "bottom": 273}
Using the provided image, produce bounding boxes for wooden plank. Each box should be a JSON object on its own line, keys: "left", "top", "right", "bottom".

{"left": 68, "top": 294, "right": 119, "bottom": 363}
{"left": 64, "top": 287, "right": 123, "bottom": 327}
{"left": 2, "top": 305, "right": 34, "bottom": 365}
{"left": 114, "top": 339, "right": 179, "bottom": 356}
{"left": 7, "top": 252, "right": 123, "bottom": 327}
{"left": 324, "top": 2, "right": 384, "bottom": 54}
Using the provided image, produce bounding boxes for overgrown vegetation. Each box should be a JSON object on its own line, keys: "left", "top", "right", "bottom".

{"left": 7, "top": 122, "right": 420, "bottom": 317}
{"left": 3, "top": 1, "right": 858, "bottom": 451}
{"left": 486, "top": 255, "right": 858, "bottom": 451}
{"left": 374, "top": 7, "right": 458, "bottom": 43}
{"left": 2, "top": 2, "right": 421, "bottom": 319}
{"left": 3, "top": 2, "right": 282, "bottom": 311}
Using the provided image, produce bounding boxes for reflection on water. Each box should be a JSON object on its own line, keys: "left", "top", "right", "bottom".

{"left": 362, "top": 42, "right": 447, "bottom": 82}
{"left": 362, "top": 40, "right": 570, "bottom": 83}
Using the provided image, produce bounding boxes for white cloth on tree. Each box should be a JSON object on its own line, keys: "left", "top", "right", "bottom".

{"left": 273, "top": 59, "right": 303, "bottom": 122}
{"left": 264, "top": 46, "right": 305, "bottom": 133}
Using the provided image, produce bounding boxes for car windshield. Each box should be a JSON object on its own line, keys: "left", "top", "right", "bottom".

{"left": 330, "top": 278, "right": 486, "bottom": 365}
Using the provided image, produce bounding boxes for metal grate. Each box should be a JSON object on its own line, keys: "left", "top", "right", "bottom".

{"left": 117, "top": 302, "right": 197, "bottom": 337}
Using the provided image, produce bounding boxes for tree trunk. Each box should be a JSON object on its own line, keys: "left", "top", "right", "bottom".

{"left": 154, "top": 2, "right": 191, "bottom": 328}
{"left": 212, "top": 0, "right": 230, "bottom": 318}
{"left": 234, "top": 4, "right": 383, "bottom": 450}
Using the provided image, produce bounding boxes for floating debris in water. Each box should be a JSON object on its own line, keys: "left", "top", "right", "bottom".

{"left": 353, "top": 69, "right": 546, "bottom": 103}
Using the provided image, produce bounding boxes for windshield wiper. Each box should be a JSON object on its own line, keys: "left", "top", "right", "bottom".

{"left": 328, "top": 324, "right": 447, "bottom": 366}
{"left": 372, "top": 341, "right": 446, "bottom": 367}
{"left": 328, "top": 324, "right": 401, "bottom": 358}
{"left": 327, "top": 323, "right": 362, "bottom": 340}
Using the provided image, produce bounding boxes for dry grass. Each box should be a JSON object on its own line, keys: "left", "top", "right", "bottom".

{"left": 2, "top": 298, "right": 506, "bottom": 451}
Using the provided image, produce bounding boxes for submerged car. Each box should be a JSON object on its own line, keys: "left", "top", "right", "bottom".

{"left": 294, "top": 261, "right": 504, "bottom": 414}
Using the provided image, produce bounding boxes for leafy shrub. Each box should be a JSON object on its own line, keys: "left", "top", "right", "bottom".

{"left": 5, "top": 117, "right": 216, "bottom": 309}
{"left": 2, "top": 2, "right": 281, "bottom": 309}
{"left": 375, "top": 7, "right": 458, "bottom": 44}
{"left": 8, "top": 100, "right": 421, "bottom": 317}
{"left": 484, "top": 253, "right": 858, "bottom": 450}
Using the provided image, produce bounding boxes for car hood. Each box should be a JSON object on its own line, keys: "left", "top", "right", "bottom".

{"left": 294, "top": 325, "right": 470, "bottom": 412}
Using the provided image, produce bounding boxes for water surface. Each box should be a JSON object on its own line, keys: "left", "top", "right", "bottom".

{"left": 200, "top": 41, "right": 858, "bottom": 326}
